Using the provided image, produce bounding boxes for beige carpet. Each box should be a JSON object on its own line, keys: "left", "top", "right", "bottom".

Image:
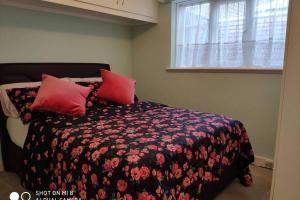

{"left": 215, "top": 166, "right": 272, "bottom": 200}
{"left": 0, "top": 165, "right": 272, "bottom": 200}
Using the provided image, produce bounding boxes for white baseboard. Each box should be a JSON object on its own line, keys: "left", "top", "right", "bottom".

{"left": 253, "top": 155, "right": 274, "bottom": 169}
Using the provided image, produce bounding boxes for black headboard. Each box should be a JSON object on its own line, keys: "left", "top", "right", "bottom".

{"left": 0, "top": 63, "right": 110, "bottom": 84}
{"left": 0, "top": 63, "right": 110, "bottom": 172}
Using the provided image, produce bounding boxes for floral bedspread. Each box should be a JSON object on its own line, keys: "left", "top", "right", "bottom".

{"left": 22, "top": 101, "right": 254, "bottom": 199}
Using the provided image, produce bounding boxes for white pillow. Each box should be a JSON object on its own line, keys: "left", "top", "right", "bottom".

{"left": 7, "top": 117, "right": 30, "bottom": 148}
{"left": 70, "top": 77, "right": 103, "bottom": 83}
{"left": 0, "top": 78, "right": 71, "bottom": 117}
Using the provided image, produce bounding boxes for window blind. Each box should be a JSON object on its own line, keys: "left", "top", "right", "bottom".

{"left": 175, "top": 0, "right": 289, "bottom": 69}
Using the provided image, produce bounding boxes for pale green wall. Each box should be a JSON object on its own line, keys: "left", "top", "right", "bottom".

{"left": 132, "top": 3, "right": 282, "bottom": 160}
{"left": 0, "top": 3, "right": 281, "bottom": 168}
{"left": 0, "top": 5, "right": 132, "bottom": 76}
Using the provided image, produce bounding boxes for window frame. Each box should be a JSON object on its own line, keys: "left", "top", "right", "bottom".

{"left": 169, "top": 0, "right": 289, "bottom": 74}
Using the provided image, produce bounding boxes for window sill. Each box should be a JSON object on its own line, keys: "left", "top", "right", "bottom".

{"left": 166, "top": 68, "right": 283, "bottom": 74}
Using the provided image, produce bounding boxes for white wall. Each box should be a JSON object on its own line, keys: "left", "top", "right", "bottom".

{"left": 271, "top": 0, "right": 300, "bottom": 199}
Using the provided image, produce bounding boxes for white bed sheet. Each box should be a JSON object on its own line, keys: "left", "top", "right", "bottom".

{"left": 6, "top": 117, "right": 29, "bottom": 148}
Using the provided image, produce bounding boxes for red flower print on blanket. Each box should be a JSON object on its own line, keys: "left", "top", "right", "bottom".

{"left": 22, "top": 101, "right": 254, "bottom": 199}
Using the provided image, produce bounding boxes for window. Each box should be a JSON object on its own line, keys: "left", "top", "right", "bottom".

{"left": 174, "top": 0, "right": 289, "bottom": 70}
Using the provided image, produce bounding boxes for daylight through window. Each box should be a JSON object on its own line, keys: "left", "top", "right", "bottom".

{"left": 174, "top": 0, "right": 289, "bottom": 69}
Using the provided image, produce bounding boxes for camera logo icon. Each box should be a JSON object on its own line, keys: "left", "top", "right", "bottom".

{"left": 9, "top": 192, "right": 31, "bottom": 200}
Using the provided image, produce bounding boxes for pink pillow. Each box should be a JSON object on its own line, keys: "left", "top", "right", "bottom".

{"left": 96, "top": 70, "right": 136, "bottom": 105}
{"left": 30, "top": 74, "right": 91, "bottom": 116}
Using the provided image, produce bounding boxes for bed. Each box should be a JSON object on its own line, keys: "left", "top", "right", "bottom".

{"left": 0, "top": 63, "right": 255, "bottom": 200}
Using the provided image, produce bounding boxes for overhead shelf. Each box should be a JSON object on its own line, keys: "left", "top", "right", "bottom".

{"left": 0, "top": 0, "right": 159, "bottom": 25}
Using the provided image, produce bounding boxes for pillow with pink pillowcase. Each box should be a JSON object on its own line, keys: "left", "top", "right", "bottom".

{"left": 30, "top": 74, "right": 91, "bottom": 116}
{"left": 96, "top": 70, "right": 136, "bottom": 105}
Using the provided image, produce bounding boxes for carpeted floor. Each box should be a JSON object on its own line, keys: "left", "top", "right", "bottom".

{"left": 0, "top": 165, "right": 272, "bottom": 200}
{"left": 215, "top": 166, "right": 272, "bottom": 200}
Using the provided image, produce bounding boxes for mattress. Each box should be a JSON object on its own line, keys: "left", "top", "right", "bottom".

{"left": 6, "top": 117, "right": 29, "bottom": 148}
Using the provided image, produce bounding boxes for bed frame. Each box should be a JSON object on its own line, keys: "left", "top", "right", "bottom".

{"left": 0, "top": 63, "right": 239, "bottom": 200}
